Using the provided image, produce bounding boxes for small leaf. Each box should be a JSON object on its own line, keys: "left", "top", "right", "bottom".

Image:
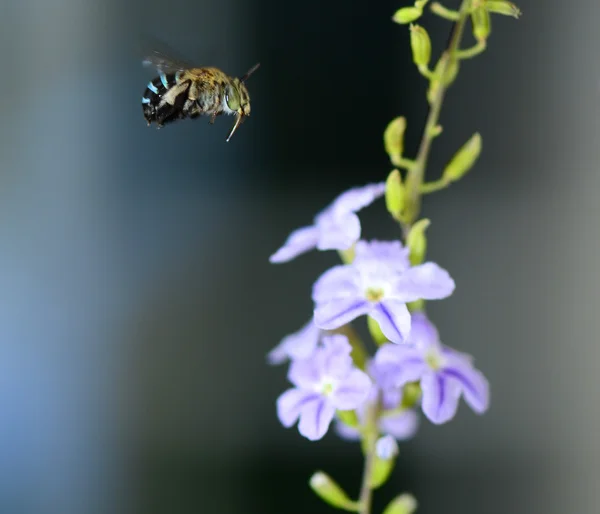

{"left": 485, "top": 1, "right": 521, "bottom": 18}
{"left": 406, "top": 218, "right": 430, "bottom": 266}
{"left": 392, "top": 6, "right": 422, "bottom": 24}
{"left": 442, "top": 133, "right": 482, "bottom": 182}
{"left": 309, "top": 472, "right": 359, "bottom": 512}
{"left": 385, "top": 170, "right": 405, "bottom": 220}
{"left": 382, "top": 494, "right": 418, "bottom": 514}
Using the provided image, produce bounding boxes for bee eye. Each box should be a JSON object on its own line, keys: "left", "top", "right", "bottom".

{"left": 226, "top": 87, "right": 241, "bottom": 111}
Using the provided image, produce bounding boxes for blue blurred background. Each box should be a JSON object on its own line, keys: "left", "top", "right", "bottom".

{"left": 1, "top": 0, "right": 599, "bottom": 513}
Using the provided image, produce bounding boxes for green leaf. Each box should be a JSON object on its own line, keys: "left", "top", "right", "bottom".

{"left": 309, "top": 472, "right": 359, "bottom": 511}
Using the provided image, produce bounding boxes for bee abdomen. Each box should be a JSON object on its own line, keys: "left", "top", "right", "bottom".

{"left": 142, "top": 72, "right": 182, "bottom": 125}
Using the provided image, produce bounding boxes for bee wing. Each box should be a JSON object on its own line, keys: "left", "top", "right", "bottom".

{"left": 139, "top": 36, "right": 194, "bottom": 73}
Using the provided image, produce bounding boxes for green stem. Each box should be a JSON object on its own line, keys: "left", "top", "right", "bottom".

{"left": 403, "top": 0, "right": 471, "bottom": 226}
{"left": 420, "top": 177, "right": 450, "bottom": 194}
{"left": 358, "top": 405, "right": 378, "bottom": 514}
{"left": 456, "top": 39, "right": 486, "bottom": 59}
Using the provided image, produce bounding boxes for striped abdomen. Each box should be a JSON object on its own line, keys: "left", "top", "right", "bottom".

{"left": 142, "top": 71, "right": 192, "bottom": 127}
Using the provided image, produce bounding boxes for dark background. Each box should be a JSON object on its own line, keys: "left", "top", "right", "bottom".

{"left": 1, "top": 0, "right": 599, "bottom": 513}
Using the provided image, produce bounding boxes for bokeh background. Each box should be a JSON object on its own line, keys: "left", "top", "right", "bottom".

{"left": 1, "top": 0, "right": 599, "bottom": 513}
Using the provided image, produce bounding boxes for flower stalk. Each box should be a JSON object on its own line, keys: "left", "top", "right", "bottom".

{"left": 403, "top": 0, "right": 471, "bottom": 227}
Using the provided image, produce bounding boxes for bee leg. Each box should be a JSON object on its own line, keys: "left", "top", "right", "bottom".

{"left": 209, "top": 112, "right": 218, "bottom": 125}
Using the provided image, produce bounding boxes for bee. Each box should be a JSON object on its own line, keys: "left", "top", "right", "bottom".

{"left": 141, "top": 45, "right": 260, "bottom": 142}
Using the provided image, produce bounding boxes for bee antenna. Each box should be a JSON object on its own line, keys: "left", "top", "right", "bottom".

{"left": 240, "top": 63, "right": 261, "bottom": 83}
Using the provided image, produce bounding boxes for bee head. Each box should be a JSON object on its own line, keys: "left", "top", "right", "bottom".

{"left": 225, "top": 63, "right": 260, "bottom": 142}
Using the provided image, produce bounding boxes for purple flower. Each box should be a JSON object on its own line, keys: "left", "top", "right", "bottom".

{"left": 335, "top": 406, "right": 419, "bottom": 442}
{"left": 276, "top": 334, "right": 372, "bottom": 441}
{"left": 373, "top": 312, "right": 489, "bottom": 424}
{"left": 267, "top": 319, "right": 322, "bottom": 365}
{"left": 335, "top": 354, "right": 420, "bottom": 442}
{"left": 312, "top": 240, "right": 455, "bottom": 344}
{"left": 269, "top": 182, "right": 386, "bottom": 263}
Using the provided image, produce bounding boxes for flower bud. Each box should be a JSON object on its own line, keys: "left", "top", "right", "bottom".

{"left": 370, "top": 436, "right": 399, "bottom": 489}
{"left": 392, "top": 6, "right": 422, "bottom": 24}
{"left": 384, "top": 117, "right": 406, "bottom": 166}
{"left": 309, "top": 472, "right": 358, "bottom": 511}
{"left": 486, "top": 1, "right": 521, "bottom": 18}
{"left": 407, "top": 218, "right": 430, "bottom": 266}
{"left": 471, "top": 4, "right": 491, "bottom": 41}
{"left": 385, "top": 170, "right": 405, "bottom": 220}
{"left": 442, "top": 133, "right": 482, "bottom": 182}
{"left": 410, "top": 24, "right": 431, "bottom": 69}
{"left": 337, "top": 409, "right": 359, "bottom": 428}
{"left": 382, "top": 494, "right": 418, "bottom": 514}
{"left": 400, "top": 382, "right": 422, "bottom": 409}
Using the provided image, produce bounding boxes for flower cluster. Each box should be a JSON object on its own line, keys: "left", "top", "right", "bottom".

{"left": 268, "top": 184, "right": 489, "bottom": 442}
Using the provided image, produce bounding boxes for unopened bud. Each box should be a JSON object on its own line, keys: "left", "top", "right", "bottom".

{"left": 471, "top": 4, "right": 491, "bottom": 41}
{"left": 392, "top": 6, "right": 422, "bottom": 24}
{"left": 309, "top": 472, "right": 358, "bottom": 511}
{"left": 384, "top": 117, "right": 407, "bottom": 165}
{"left": 407, "top": 218, "right": 430, "bottom": 266}
{"left": 368, "top": 316, "right": 388, "bottom": 346}
{"left": 486, "top": 1, "right": 521, "bottom": 18}
{"left": 382, "top": 494, "right": 418, "bottom": 514}
{"left": 337, "top": 409, "right": 359, "bottom": 428}
{"left": 385, "top": 170, "right": 405, "bottom": 220}
{"left": 443, "top": 133, "right": 482, "bottom": 182}
{"left": 410, "top": 24, "right": 431, "bottom": 68}
{"left": 370, "top": 436, "right": 399, "bottom": 489}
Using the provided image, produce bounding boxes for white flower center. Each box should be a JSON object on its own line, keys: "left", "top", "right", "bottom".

{"left": 316, "top": 377, "right": 338, "bottom": 397}
{"left": 424, "top": 348, "right": 445, "bottom": 370}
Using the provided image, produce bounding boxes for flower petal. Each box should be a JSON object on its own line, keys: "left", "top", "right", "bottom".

{"left": 269, "top": 226, "right": 320, "bottom": 263}
{"left": 288, "top": 356, "right": 322, "bottom": 390}
{"left": 442, "top": 354, "right": 489, "bottom": 414}
{"left": 320, "top": 335, "right": 354, "bottom": 378}
{"left": 373, "top": 343, "right": 427, "bottom": 387}
{"left": 370, "top": 299, "right": 411, "bottom": 344}
{"left": 353, "top": 240, "right": 411, "bottom": 270}
{"left": 312, "top": 265, "right": 361, "bottom": 303}
{"left": 315, "top": 212, "right": 361, "bottom": 251}
{"left": 314, "top": 297, "right": 371, "bottom": 331}
{"left": 420, "top": 371, "right": 461, "bottom": 424}
{"left": 331, "top": 182, "right": 386, "bottom": 214}
{"left": 391, "top": 263, "right": 456, "bottom": 302}
{"left": 334, "top": 420, "right": 361, "bottom": 441}
{"left": 298, "top": 398, "right": 336, "bottom": 441}
{"left": 380, "top": 410, "right": 419, "bottom": 440}
{"left": 276, "top": 388, "right": 320, "bottom": 427}
{"left": 331, "top": 369, "right": 372, "bottom": 410}
{"left": 406, "top": 311, "right": 440, "bottom": 350}
{"left": 267, "top": 320, "right": 321, "bottom": 365}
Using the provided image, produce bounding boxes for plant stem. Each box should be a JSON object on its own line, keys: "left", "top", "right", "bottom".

{"left": 403, "top": 0, "right": 471, "bottom": 226}
{"left": 357, "top": 405, "right": 378, "bottom": 514}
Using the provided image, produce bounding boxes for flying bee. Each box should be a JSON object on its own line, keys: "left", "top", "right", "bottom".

{"left": 141, "top": 45, "right": 260, "bottom": 142}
